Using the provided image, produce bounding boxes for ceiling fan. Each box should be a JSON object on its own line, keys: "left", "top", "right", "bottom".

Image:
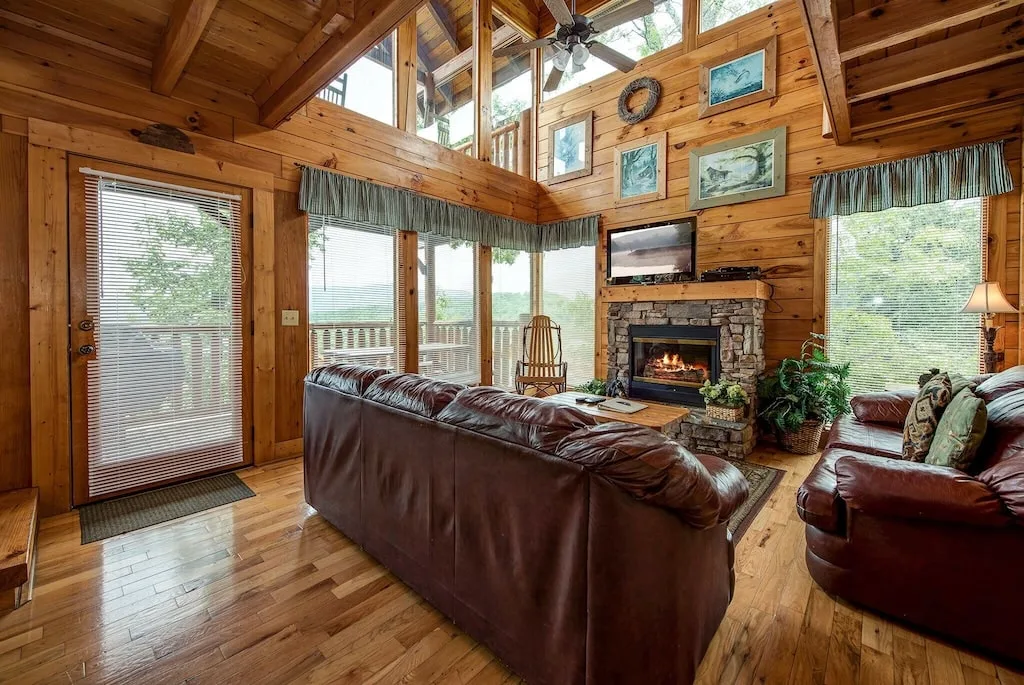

{"left": 493, "top": 0, "right": 656, "bottom": 92}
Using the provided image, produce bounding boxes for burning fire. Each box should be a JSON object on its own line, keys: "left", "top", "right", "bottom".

{"left": 658, "top": 353, "right": 702, "bottom": 371}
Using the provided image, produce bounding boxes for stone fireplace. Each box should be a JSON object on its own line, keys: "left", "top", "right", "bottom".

{"left": 605, "top": 283, "right": 768, "bottom": 458}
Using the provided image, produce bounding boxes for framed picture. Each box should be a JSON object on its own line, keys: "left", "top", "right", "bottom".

{"left": 689, "top": 126, "right": 787, "bottom": 210}
{"left": 698, "top": 36, "right": 777, "bottom": 119}
{"left": 546, "top": 111, "right": 593, "bottom": 184}
{"left": 613, "top": 132, "right": 667, "bottom": 207}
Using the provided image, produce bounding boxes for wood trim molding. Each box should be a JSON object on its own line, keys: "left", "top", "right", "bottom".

{"left": 478, "top": 244, "right": 493, "bottom": 386}
{"left": 253, "top": 188, "right": 276, "bottom": 465}
{"left": 473, "top": 0, "right": 494, "bottom": 163}
{"left": 812, "top": 217, "right": 828, "bottom": 336}
{"left": 28, "top": 144, "right": 70, "bottom": 516}
{"left": 400, "top": 231, "right": 420, "bottom": 373}
{"left": 151, "top": 0, "right": 219, "bottom": 96}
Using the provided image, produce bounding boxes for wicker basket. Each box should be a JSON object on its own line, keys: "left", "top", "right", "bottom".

{"left": 706, "top": 404, "right": 745, "bottom": 422}
{"left": 779, "top": 420, "right": 825, "bottom": 455}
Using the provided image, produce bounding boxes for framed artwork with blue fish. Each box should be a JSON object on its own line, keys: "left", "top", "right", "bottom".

{"left": 698, "top": 36, "right": 777, "bottom": 119}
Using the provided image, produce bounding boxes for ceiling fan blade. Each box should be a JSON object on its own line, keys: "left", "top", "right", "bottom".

{"left": 588, "top": 42, "right": 638, "bottom": 73}
{"left": 544, "top": 66, "right": 565, "bottom": 92}
{"left": 543, "top": 0, "right": 576, "bottom": 27}
{"left": 493, "top": 38, "right": 552, "bottom": 58}
{"left": 590, "top": 0, "right": 656, "bottom": 32}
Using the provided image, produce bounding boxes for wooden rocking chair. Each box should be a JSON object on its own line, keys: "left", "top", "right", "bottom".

{"left": 515, "top": 315, "right": 568, "bottom": 397}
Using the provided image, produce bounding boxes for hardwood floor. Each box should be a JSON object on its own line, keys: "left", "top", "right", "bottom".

{"left": 0, "top": 449, "right": 1020, "bottom": 684}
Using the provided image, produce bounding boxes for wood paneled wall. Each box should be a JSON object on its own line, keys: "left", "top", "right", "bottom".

{"left": 534, "top": 2, "right": 1022, "bottom": 376}
{"left": 0, "top": 16, "right": 541, "bottom": 513}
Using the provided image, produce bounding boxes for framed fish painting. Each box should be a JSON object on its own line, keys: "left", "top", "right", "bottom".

{"left": 698, "top": 36, "right": 777, "bottom": 119}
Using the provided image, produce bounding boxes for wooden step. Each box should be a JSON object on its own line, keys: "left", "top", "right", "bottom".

{"left": 0, "top": 488, "right": 38, "bottom": 609}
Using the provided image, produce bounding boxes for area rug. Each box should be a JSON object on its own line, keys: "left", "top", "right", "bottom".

{"left": 722, "top": 458, "right": 785, "bottom": 543}
{"left": 79, "top": 472, "right": 255, "bottom": 544}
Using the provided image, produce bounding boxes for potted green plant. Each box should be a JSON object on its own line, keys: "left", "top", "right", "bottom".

{"left": 574, "top": 378, "right": 607, "bottom": 396}
{"left": 758, "top": 334, "right": 852, "bottom": 454}
{"left": 699, "top": 379, "right": 750, "bottom": 422}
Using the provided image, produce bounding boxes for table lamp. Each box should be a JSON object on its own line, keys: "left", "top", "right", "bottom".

{"left": 961, "top": 282, "right": 1018, "bottom": 373}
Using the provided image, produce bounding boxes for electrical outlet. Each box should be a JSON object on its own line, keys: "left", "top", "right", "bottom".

{"left": 281, "top": 309, "right": 300, "bottom": 327}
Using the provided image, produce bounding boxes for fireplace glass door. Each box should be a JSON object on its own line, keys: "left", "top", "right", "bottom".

{"left": 632, "top": 338, "right": 715, "bottom": 388}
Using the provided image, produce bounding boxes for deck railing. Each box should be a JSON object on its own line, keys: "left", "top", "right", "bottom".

{"left": 310, "top": 319, "right": 525, "bottom": 388}
{"left": 449, "top": 110, "right": 531, "bottom": 176}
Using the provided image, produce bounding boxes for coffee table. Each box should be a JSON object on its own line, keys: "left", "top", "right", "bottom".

{"left": 545, "top": 391, "right": 689, "bottom": 434}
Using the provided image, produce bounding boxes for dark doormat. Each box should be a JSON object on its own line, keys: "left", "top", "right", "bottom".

{"left": 722, "top": 458, "right": 785, "bottom": 543}
{"left": 78, "top": 472, "right": 256, "bottom": 544}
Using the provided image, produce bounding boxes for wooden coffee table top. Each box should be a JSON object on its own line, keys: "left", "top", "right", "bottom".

{"left": 545, "top": 392, "right": 689, "bottom": 432}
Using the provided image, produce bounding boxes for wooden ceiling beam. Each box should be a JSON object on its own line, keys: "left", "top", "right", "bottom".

{"left": 493, "top": 0, "right": 539, "bottom": 39}
{"left": 846, "top": 16, "right": 1024, "bottom": 103}
{"left": 259, "top": 0, "right": 421, "bottom": 127}
{"left": 797, "top": 0, "right": 851, "bottom": 144}
{"left": 850, "top": 60, "right": 1024, "bottom": 133}
{"left": 473, "top": 0, "right": 494, "bottom": 162}
{"left": 839, "top": 0, "right": 1024, "bottom": 63}
{"left": 151, "top": 0, "right": 220, "bottom": 95}
{"left": 254, "top": 0, "right": 355, "bottom": 106}
{"left": 432, "top": 24, "right": 522, "bottom": 86}
{"left": 427, "top": 0, "right": 461, "bottom": 52}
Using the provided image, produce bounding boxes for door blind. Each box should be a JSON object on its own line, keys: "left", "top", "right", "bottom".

{"left": 82, "top": 171, "right": 245, "bottom": 498}
{"left": 541, "top": 246, "right": 597, "bottom": 387}
{"left": 826, "top": 198, "right": 984, "bottom": 395}
{"left": 307, "top": 215, "right": 405, "bottom": 372}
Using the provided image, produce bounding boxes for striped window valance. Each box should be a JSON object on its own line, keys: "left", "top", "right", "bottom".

{"left": 299, "top": 166, "right": 598, "bottom": 251}
{"left": 810, "top": 140, "right": 1014, "bottom": 218}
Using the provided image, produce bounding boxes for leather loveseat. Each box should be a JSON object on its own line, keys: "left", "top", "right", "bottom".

{"left": 304, "top": 365, "right": 750, "bottom": 684}
{"left": 797, "top": 366, "right": 1024, "bottom": 663}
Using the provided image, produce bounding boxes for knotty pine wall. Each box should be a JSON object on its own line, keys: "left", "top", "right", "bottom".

{"left": 534, "top": 2, "right": 1023, "bottom": 378}
{"left": 0, "top": 15, "right": 540, "bottom": 512}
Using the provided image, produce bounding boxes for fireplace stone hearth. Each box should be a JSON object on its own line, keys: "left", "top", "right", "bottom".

{"left": 606, "top": 297, "right": 766, "bottom": 458}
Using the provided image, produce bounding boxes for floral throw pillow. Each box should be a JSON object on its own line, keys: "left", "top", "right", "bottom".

{"left": 902, "top": 373, "right": 953, "bottom": 462}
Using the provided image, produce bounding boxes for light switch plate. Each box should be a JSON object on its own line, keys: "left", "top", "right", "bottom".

{"left": 281, "top": 309, "right": 300, "bottom": 326}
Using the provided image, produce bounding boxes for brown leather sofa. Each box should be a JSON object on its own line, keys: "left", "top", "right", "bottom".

{"left": 797, "top": 367, "right": 1024, "bottom": 664}
{"left": 304, "top": 365, "right": 750, "bottom": 684}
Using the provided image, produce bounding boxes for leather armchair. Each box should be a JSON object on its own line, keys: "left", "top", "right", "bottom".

{"left": 797, "top": 367, "right": 1024, "bottom": 664}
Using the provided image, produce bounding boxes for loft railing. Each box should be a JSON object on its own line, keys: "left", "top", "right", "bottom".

{"left": 449, "top": 109, "right": 532, "bottom": 176}
{"left": 310, "top": 319, "right": 525, "bottom": 388}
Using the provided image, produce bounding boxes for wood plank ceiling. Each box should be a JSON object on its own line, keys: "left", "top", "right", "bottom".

{"left": 0, "top": 0, "right": 544, "bottom": 129}
{"left": 799, "top": 0, "right": 1024, "bottom": 143}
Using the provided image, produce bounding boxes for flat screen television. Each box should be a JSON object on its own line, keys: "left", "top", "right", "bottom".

{"left": 606, "top": 218, "right": 697, "bottom": 285}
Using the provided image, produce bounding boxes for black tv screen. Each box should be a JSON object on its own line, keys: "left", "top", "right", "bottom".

{"left": 607, "top": 219, "right": 696, "bottom": 284}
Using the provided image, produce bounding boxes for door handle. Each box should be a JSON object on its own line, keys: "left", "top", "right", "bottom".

{"left": 78, "top": 344, "right": 95, "bottom": 356}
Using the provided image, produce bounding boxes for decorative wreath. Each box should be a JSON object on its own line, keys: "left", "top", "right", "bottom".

{"left": 617, "top": 77, "right": 661, "bottom": 124}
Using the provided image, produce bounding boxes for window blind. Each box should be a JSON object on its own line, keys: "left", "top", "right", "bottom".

{"left": 418, "top": 234, "right": 480, "bottom": 385}
{"left": 826, "top": 198, "right": 984, "bottom": 394}
{"left": 491, "top": 250, "right": 533, "bottom": 389}
{"left": 308, "top": 215, "right": 404, "bottom": 373}
{"left": 82, "top": 172, "right": 244, "bottom": 498}
{"left": 542, "top": 246, "right": 597, "bottom": 387}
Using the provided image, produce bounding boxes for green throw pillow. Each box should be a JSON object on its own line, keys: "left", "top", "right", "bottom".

{"left": 903, "top": 373, "right": 953, "bottom": 462}
{"left": 926, "top": 389, "right": 987, "bottom": 471}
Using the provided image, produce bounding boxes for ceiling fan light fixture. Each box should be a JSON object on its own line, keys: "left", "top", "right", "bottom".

{"left": 553, "top": 48, "right": 572, "bottom": 71}
{"left": 571, "top": 43, "right": 590, "bottom": 66}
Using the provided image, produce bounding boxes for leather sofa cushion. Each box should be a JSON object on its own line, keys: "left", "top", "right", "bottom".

{"left": 976, "top": 388, "right": 1024, "bottom": 471}
{"left": 850, "top": 389, "right": 916, "bottom": 427}
{"left": 827, "top": 415, "right": 903, "bottom": 458}
{"left": 364, "top": 373, "right": 464, "bottom": 419}
{"left": 975, "top": 365, "right": 1024, "bottom": 403}
{"left": 978, "top": 453, "right": 1024, "bottom": 520}
{"left": 554, "top": 423, "right": 747, "bottom": 528}
{"left": 436, "top": 386, "right": 597, "bottom": 453}
{"left": 797, "top": 447, "right": 867, "bottom": 534}
{"left": 306, "top": 364, "right": 391, "bottom": 397}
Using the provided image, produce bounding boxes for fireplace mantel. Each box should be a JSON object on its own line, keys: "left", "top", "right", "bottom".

{"left": 601, "top": 280, "right": 771, "bottom": 303}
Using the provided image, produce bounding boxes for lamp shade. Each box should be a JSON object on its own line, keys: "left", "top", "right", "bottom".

{"left": 961, "top": 282, "right": 1018, "bottom": 314}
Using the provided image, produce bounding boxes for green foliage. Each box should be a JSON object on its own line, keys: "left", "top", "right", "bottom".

{"left": 758, "top": 334, "right": 852, "bottom": 435}
{"left": 699, "top": 379, "right": 749, "bottom": 408}
{"left": 574, "top": 378, "right": 607, "bottom": 395}
{"left": 127, "top": 211, "right": 233, "bottom": 325}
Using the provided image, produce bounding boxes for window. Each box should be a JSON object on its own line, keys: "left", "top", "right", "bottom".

{"left": 491, "top": 70, "right": 534, "bottom": 172}
{"left": 419, "top": 235, "right": 481, "bottom": 384}
{"left": 492, "top": 249, "right": 534, "bottom": 388}
{"left": 543, "top": 0, "right": 682, "bottom": 100}
{"left": 308, "top": 217, "right": 404, "bottom": 371}
{"left": 318, "top": 35, "right": 396, "bottom": 125}
{"left": 541, "top": 246, "right": 596, "bottom": 387}
{"left": 700, "top": 0, "right": 773, "bottom": 32}
{"left": 826, "top": 199, "right": 985, "bottom": 395}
